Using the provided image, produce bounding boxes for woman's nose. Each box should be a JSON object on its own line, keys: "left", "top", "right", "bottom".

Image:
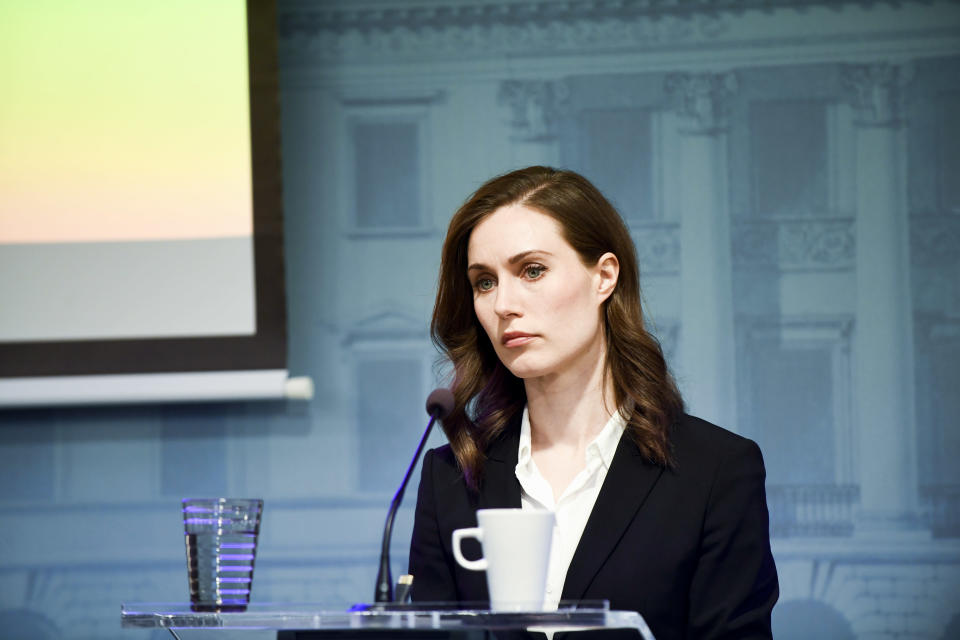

{"left": 493, "top": 278, "right": 522, "bottom": 318}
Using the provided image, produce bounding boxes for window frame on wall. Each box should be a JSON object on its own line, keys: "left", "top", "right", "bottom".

{"left": 905, "top": 59, "right": 960, "bottom": 216}
{"left": 914, "top": 314, "right": 960, "bottom": 537}
{"left": 904, "top": 58, "right": 960, "bottom": 527}
{"left": 342, "top": 309, "right": 441, "bottom": 496}
{"left": 914, "top": 314, "right": 960, "bottom": 487}
{"left": 350, "top": 343, "right": 435, "bottom": 495}
{"left": 569, "top": 106, "right": 663, "bottom": 224}
{"left": 934, "top": 92, "right": 960, "bottom": 213}
{"left": 557, "top": 76, "right": 682, "bottom": 287}
{"left": 728, "top": 64, "right": 856, "bottom": 221}
{"left": 337, "top": 92, "right": 440, "bottom": 238}
{"left": 556, "top": 72, "right": 672, "bottom": 226}
{"left": 735, "top": 315, "right": 855, "bottom": 486}
{"left": 747, "top": 98, "right": 846, "bottom": 219}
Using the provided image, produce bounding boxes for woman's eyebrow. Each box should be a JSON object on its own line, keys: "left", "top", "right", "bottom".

{"left": 467, "top": 250, "right": 553, "bottom": 272}
{"left": 508, "top": 249, "right": 552, "bottom": 264}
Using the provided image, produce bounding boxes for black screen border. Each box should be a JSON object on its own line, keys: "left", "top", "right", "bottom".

{"left": 0, "top": 0, "right": 286, "bottom": 378}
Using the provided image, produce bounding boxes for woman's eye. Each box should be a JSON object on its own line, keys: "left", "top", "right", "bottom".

{"left": 476, "top": 278, "right": 495, "bottom": 292}
{"left": 524, "top": 264, "right": 546, "bottom": 279}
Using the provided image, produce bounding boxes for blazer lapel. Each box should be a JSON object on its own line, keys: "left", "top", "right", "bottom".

{"left": 561, "top": 434, "right": 664, "bottom": 601}
{"left": 478, "top": 416, "right": 523, "bottom": 510}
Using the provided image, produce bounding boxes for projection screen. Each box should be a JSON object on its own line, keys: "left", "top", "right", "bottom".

{"left": 0, "top": 0, "right": 293, "bottom": 407}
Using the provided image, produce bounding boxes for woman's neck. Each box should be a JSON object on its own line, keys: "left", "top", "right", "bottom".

{"left": 523, "top": 348, "right": 616, "bottom": 452}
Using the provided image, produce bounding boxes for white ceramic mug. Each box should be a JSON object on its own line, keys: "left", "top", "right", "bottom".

{"left": 451, "top": 508, "right": 555, "bottom": 611}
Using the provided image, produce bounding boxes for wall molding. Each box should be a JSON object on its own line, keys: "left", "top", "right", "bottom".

{"left": 278, "top": 0, "right": 960, "bottom": 71}
{"left": 280, "top": 1, "right": 943, "bottom": 33}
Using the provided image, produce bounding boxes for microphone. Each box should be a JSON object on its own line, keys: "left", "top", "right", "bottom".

{"left": 374, "top": 388, "right": 455, "bottom": 603}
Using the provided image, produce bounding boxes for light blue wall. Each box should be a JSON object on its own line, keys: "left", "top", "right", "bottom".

{"left": 2, "top": 1, "right": 960, "bottom": 639}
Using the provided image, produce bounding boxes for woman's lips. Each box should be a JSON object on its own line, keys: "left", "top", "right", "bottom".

{"left": 501, "top": 332, "right": 536, "bottom": 348}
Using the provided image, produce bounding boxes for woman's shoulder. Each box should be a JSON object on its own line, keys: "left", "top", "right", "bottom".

{"left": 423, "top": 444, "right": 473, "bottom": 486}
{"left": 425, "top": 443, "right": 457, "bottom": 465}
{"left": 670, "top": 413, "right": 764, "bottom": 466}
{"left": 662, "top": 414, "right": 769, "bottom": 512}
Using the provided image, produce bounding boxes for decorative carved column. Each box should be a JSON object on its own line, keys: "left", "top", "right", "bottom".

{"left": 842, "top": 62, "right": 922, "bottom": 534}
{"left": 665, "top": 72, "right": 738, "bottom": 430}
{"left": 497, "top": 80, "right": 566, "bottom": 167}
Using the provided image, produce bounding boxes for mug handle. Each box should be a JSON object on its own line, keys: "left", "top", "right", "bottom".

{"left": 452, "top": 527, "right": 488, "bottom": 571}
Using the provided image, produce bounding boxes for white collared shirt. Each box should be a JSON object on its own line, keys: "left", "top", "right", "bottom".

{"left": 515, "top": 405, "right": 626, "bottom": 611}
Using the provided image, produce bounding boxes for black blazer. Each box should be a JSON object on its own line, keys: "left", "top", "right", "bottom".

{"left": 408, "top": 413, "right": 779, "bottom": 640}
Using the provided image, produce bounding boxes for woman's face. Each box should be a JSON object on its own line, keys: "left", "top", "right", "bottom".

{"left": 466, "top": 203, "right": 618, "bottom": 382}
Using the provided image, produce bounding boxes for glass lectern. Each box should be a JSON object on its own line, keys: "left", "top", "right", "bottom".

{"left": 121, "top": 601, "right": 655, "bottom": 640}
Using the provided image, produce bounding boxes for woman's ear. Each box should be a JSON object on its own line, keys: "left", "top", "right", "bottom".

{"left": 596, "top": 252, "right": 619, "bottom": 302}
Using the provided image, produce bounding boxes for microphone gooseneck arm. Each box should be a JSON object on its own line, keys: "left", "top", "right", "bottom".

{"left": 374, "top": 388, "right": 454, "bottom": 603}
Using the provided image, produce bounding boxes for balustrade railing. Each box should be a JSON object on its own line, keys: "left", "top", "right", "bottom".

{"left": 767, "top": 484, "right": 859, "bottom": 538}
{"left": 920, "top": 485, "right": 960, "bottom": 538}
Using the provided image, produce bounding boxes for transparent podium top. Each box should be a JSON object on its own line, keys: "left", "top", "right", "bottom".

{"left": 121, "top": 601, "right": 654, "bottom": 639}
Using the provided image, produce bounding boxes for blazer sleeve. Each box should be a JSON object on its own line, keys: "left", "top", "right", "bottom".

{"left": 687, "top": 438, "right": 779, "bottom": 639}
{"left": 408, "top": 447, "right": 459, "bottom": 602}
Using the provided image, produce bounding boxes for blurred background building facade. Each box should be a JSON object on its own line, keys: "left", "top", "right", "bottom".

{"left": 1, "top": 1, "right": 959, "bottom": 638}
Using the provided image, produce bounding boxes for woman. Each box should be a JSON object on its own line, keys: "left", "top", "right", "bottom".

{"left": 408, "top": 166, "right": 778, "bottom": 639}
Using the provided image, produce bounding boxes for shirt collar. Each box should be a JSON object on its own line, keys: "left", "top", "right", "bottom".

{"left": 591, "top": 408, "right": 627, "bottom": 470}
{"left": 517, "top": 406, "right": 534, "bottom": 468}
{"left": 517, "top": 404, "right": 626, "bottom": 472}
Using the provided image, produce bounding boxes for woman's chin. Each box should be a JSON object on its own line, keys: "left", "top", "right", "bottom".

{"left": 502, "top": 359, "right": 554, "bottom": 381}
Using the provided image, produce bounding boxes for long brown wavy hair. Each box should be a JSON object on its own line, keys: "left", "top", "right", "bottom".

{"left": 432, "top": 166, "right": 683, "bottom": 490}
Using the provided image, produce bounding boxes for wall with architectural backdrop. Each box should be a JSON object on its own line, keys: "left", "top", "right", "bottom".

{"left": 1, "top": 1, "right": 959, "bottom": 638}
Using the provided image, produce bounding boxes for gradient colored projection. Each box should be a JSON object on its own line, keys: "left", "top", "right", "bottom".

{"left": 0, "top": 0, "right": 253, "bottom": 243}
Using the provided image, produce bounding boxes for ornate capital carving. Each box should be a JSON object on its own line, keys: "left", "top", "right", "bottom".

{"left": 497, "top": 80, "right": 569, "bottom": 142}
{"left": 732, "top": 222, "right": 778, "bottom": 268}
{"left": 841, "top": 62, "right": 914, "bottom": 127}
{"left": 664, "top": 72, "right": 737, "bottom": 134}
{"left": 733, "top": 218, "right": 855, "bottom": 271}
{"left": 910, "top": 214, "right": 960, "bottom": 269}
{"left": 780, "top": 220, "right": 855, "bottom": 268}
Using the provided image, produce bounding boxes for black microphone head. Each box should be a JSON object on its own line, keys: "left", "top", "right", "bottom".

{"left": 425, "top": 388, "right": 455, "bottom": 419}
